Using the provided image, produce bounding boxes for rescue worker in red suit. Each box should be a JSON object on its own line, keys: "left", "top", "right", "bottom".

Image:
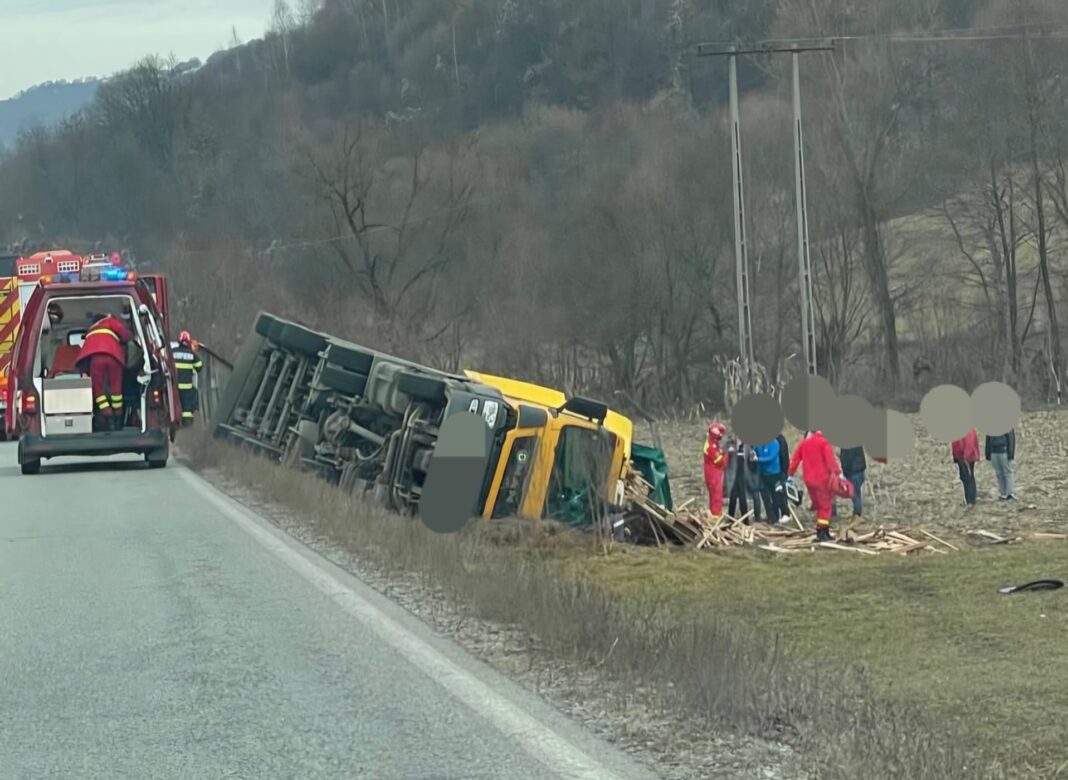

{"left": 75, "top": 311, "right": 134, "bottom": 431}
{"left": 703, "top": 422, "right": 729, "bottom": 518}
{"left": 787, "top": 430, "right": 842, "bottom": 542}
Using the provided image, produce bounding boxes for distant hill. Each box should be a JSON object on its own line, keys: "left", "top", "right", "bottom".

{"left": 0, "top": 79, "right": 101, "bottom": 149}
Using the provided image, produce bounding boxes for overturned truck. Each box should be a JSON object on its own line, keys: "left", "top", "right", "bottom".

{"left": 212, "top": 312, "right": 666, "bottom": 527}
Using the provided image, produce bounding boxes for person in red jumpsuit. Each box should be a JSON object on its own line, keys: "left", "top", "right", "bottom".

{"left": 75, "top": 311, "right": 133, "bottom": 431}
{"left": 703, "top": 421, "right": 729, "bottom": 519}
{"left": 787, "top": 430, "right": 842, "bottom": 542}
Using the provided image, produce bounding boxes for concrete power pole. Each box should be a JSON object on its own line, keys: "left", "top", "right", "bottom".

{"left": 792, "top": 47, "right": 820, "bottom": 377}
{"left": 728, "top": 52, "right": 755, "bottom": 394}
{"left": 697, "top": 40, "right": 834, "bottom": 386}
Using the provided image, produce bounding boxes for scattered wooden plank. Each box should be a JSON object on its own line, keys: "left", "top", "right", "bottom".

{"left": 919, "top": 528, "right": 960, "bottom": 552}
{"left": 818, "top": 542, "right": 880, "bottom": 555}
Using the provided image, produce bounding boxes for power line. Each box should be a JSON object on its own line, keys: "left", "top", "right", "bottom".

{"left": 692, "top": 20, "right": 1068, "bottom": 53}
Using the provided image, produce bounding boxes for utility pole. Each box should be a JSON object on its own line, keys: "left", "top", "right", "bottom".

{"left": 792, "top": 46, "right": 821, "bottom": 377}
{"left": 697, "top": 40, "right": 834, "bottom": 384}
{"left": 728, "top": 50, "right": 755, "bottom": 394}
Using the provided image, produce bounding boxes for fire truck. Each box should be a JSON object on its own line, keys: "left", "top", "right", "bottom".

{"left": 0, "top": 250, "right": 172, "bottom": 440}
{"left": 4, "top": 256, "right": 182, "bottom": 473}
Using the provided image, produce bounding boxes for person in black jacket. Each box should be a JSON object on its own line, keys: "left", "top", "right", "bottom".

{"left": 839, "top": 446, "right": 867, "bottom": 518}
{"left": 985, "top": 428, "right": 1016, "bottom": 500}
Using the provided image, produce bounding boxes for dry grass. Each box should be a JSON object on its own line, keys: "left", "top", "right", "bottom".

{"left": 179, "top": 428, "right": 990, "bottom": 780}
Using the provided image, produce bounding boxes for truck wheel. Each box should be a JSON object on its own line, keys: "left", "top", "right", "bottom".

{"left": 322, "top": 365, "right": 368, "bottom": 397}
{"left": 254, "top": 312, "right": 279, "bottom": 338}
{"left": 397, "top": 372, "right": 447, "bottom": 405}
{"left": 20, "top": 458, "right": 40, "bottom": 475}
{"left": 279, "top": 324, "right": 328, "bottom": 357}
{"left": 325, "top": 342, "right": 375, "bottom": 374}
{"left": 146, "top": 445, "right": 169, "bottom": 468}
{"left": 267, "top": 320, "right": 286, "bottom": 344}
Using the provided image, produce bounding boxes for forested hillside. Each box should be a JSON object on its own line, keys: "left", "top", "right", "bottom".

{"left": 2, "top": 0, "right": 1067, "bottom": 410}
{"left": 0, "top": 80, "right": 101, "bottom": 148}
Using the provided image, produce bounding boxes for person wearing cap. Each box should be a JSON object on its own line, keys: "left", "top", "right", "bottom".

{"left": 703, "top": 422, "right": 729, "bottom": 519}
{"left": 171, "top": 330, "right": 203, "bottom": 426}
{"left": 75, "top": 309, "right": 134, "bottom": 431}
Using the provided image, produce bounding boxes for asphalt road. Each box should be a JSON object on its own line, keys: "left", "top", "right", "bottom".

{"left": 0, "top": 445, "right": 660, "bottom": 780}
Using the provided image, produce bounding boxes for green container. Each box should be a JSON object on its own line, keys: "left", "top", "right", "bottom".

{"left": 630, "top": 442, "right": 673, "bottom": 511}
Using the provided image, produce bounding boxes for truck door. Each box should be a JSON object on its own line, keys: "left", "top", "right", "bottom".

{"left": 5, "top": 286, "right": 44, "bottom": 437}
{"left": 141, "top": 275, "right": 170, "bottom": 337}
{"left": 135, "top": 288, "right": 181, "bottom": 434}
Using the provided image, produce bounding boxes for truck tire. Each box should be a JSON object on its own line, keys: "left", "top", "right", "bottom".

{"left": 18, "top": 439, "right": 40, "bottom": 475}
{"left": 325, "top": 341, "right": 375, "bottom": 374}
{"left": 397, "top": 372, "right": 447, "bottom": 405}
{"left": 146, "top": 443, "right": 169, "bottom": 468}
{"left": 322, "top": 365, "right": 368, "bottom": 397}
{"left": 267, "top": 320, "right": 286, "bottom": 344}
{"left": 278, "top": 323, "right": 328, "bottom": 357}
{"left": 254, "top": 312, "right": 279, "bottom": 338}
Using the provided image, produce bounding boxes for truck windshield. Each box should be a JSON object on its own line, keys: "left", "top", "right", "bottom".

{"left": 544, "top": 424, "right": 617, "bottom": 524}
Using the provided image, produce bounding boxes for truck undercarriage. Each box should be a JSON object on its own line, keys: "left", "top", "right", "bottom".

{"left": 214, "top": 313, "right": 524, "bottom": 520}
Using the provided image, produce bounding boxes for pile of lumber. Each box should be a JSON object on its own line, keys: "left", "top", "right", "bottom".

{"left": 622, "top": 472, "right": 957, "bottom": 556}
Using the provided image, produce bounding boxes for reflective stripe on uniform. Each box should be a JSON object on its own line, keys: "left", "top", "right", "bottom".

{"left": 713, "top": 454, "right": 724, "bottom": 465}
{"left": 816, "top": 517, "right": 831, "bottom": 528}
{"left": 96, "top": 394, "right": 110, "bottom": 410}
{"left": 178, "top": 383, "right": 194, "bottom": 390}
{"left": 703, "top": 441, "right": 709, "bottom": 455}
{"left": 174, "top": 362, "right": 195, "bottom": 370}
{"left": 87, "top": 328, "right": 120, "bottom": 342}
{"left": 182, "top": 411, "right": 194, "bottom": 418}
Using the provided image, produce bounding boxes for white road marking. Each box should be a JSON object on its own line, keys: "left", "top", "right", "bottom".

{"left": 178, "top": 468, "right": 625, "bottom": 780}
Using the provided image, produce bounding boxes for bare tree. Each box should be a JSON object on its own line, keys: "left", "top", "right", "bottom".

{"left": 777, "top": 0, "right": 942, "bottom": 385}
{"left": 302, "top": 120, "right": 474, "bottom": 349}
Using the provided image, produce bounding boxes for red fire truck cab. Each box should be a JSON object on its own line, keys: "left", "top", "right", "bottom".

{"left": 4, "top": 261, "right": 182, "bottom": 474}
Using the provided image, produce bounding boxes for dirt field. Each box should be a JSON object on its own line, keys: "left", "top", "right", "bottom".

{"left": 637, "top": 409, "right": 1068, "bottom": 540}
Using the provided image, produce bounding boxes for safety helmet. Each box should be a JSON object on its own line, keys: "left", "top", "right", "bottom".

{"left": 708, "top": 421, "right": 726, "bottom": 440}
{"left": 179, "top": 330, "right": 191, "bottom": 344}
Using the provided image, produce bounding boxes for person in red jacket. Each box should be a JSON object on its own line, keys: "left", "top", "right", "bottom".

{"left": 788, "top": 430, "right": 842, "bottom": 542}
{"left": 951, "top": 428, "right": 980, "bottom": 506}
{"left": 703, "top": 421, "right": 729, "bottom": 519}
{"left": 75, "top": 310, "right": 134, "bottom": 431}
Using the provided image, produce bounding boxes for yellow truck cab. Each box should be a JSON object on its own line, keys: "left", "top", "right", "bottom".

{"left": 464, "top": 371, "right": 632, "bottom": 524}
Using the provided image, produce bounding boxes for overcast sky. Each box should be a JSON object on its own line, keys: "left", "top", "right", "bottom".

{"left": 1, "top": 0, "right": 274, "bottom": 99}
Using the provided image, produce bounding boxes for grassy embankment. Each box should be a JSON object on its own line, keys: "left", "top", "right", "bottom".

{"left": 178, "top": 425, "right": 1068, "bottom": 780}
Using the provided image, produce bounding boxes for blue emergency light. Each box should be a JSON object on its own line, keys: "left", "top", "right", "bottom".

{"left": 101, "top": 267, "right": 129, "bottom": 281}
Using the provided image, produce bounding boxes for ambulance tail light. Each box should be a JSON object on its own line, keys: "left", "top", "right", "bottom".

{"left": 150, "top": 388, "right": 162, "bottom": 407}
{"left": 21, "top": 392, "right": 37, "bottom": 415}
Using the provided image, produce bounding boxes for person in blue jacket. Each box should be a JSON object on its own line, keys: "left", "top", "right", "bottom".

{"left": 753, "top": 437, "right": 788, "bottom": 523}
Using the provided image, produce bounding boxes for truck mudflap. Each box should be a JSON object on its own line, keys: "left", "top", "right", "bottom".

{"left": 19, "top": 428, "right": 169, "bottom": 460}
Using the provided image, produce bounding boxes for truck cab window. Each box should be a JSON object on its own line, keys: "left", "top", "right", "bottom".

{"left": 492, "top": 435, "right": 538, "bottom": 519}
{"left": 544, "top": 425, "right": 616, "bottom": 524}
